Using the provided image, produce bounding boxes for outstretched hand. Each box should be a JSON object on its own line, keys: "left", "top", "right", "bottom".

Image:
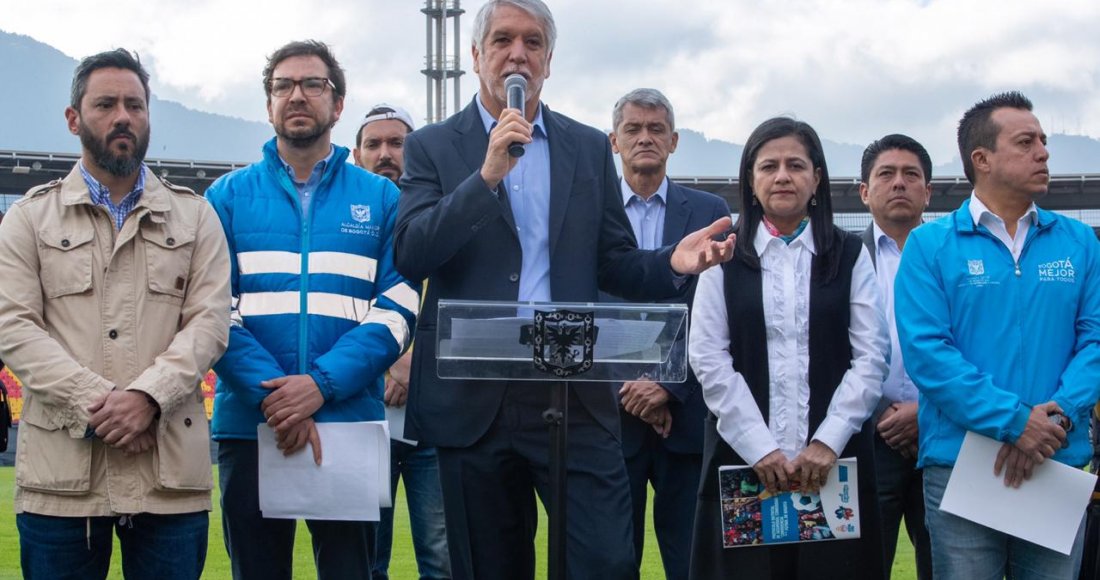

{"left": 670, "top": 216, "right": 735, "bottom": 275}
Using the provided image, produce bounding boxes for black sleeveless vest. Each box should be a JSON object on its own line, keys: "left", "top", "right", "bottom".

{"left": 721, "top": 228, "right": 862, "bottom": 451}
{"left": 690, "top": 229, "right": 885, "bottom": 580}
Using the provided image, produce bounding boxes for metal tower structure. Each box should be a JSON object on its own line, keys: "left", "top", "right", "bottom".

{"left": 422, "top": 0, "right": 465, "bottom": 125}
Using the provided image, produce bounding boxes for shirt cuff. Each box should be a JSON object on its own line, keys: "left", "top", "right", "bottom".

{"left": 811, "top": 416, "right": 855, "bottom": 457}
{"left": 728, "top": 421, "right": 781, "bottom": 467}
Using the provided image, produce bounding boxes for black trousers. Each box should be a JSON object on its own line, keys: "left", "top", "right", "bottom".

{"left": 217, "top": 439, "right": 376, "bottom": 580}
{"left": 874, "top": 434, "right": 932, "bottom": 579}
{"left": 436, "top": 383, "right": 637, "bottom": 580}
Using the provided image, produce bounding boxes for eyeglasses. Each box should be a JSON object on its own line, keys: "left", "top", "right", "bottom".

{"left": 269, "top": 77, "right": 335, "bottom": 98}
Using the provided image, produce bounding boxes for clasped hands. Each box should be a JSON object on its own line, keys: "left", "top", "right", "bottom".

{"left": 87, "top": 389, "right": 159, "bottom": 455}
{"left": 994, "top": 401, "right": 1068, "bottom": 488}
{"left": 877, "top": 402, "right": 919, "bottom": 458}
{"left": 753, "top": 441, "right": 838, "bottom": 496}
{"left": 620, "top": 380, "right": 672, "bottom": 438}
{"left": 261, "top": 374, "right": 325, "bottom": 465}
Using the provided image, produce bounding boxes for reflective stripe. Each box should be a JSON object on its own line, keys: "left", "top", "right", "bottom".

{"left": 238, "top": 292, "right": 300, "bottom": 317}
{"left": 382, "top": 282, "right": 420, "bottom": 316}
{"left": 310, "top": 252, "right": 377, "bottom": 283}
{"left": 238, "top": 291, "right": 372, "bottom": 323}
{"left": 238, "top": 251, "right": 299, "bottom": 275}
{"left": 309, "top": 292, "right": 372, "bottom": 322}
{"left": 237, "top": 251, "right": 377, "bottom": 283}
{"left": 363, "top": 306, "right": 409, "bottom": 348}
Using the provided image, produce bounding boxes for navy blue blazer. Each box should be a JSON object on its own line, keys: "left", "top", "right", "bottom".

{"left": 394, "top": 99, "right": 684, "bottom": 448}
{"left": 602, "top": 181, "right": 731, "bottom": 456}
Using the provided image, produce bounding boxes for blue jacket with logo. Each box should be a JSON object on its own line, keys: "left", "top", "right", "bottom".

{"left": 896, "top": 198, "right": 1100, "bottom": 468}
{"left": 206, "top": 138, "right": 418, "bottom": 440}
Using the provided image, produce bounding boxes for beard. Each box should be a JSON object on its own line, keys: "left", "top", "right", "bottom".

{"left": 371, "top": 159, "right": 402, "bottom": 183}
{"left": 80, "top": 121, "right": 149, "bottom": 177}
{"left": 275, "top": 110, "right": 335, "bottom": 149}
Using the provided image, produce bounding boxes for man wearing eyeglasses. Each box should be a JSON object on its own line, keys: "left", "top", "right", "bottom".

{"left": 206, "top": 40, "right": 418, "bottom": 580}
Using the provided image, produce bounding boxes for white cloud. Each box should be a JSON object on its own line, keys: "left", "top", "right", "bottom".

{"left": 3, "top": 0, "right": 1099, "bottom": 166}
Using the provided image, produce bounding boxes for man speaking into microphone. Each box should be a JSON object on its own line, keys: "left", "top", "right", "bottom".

{"left": 394, "top": 1, "right": 734, "bottom": 578}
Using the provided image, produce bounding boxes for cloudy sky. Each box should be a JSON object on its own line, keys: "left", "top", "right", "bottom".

{"left": 4, "top": 0, "right": 1099, "bottom": 166}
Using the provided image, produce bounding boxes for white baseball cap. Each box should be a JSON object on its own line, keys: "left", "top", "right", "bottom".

{"left": 360, "top": 103, "right": 415, "bottom": 132}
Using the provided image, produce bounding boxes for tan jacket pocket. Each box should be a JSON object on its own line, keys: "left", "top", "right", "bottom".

{"left": 143, "top": 225, "right": 195, "bottom": 305}
{"left": 153, "top": 403, "right": 213, "bottom": 491}
{"left": 38, "top": 228, "right": 94, "bottom": 299}
{"left": 15, "top": 405, "right": 92, "bottom": 494}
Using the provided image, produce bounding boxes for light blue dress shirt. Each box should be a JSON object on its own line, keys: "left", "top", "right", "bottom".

{"left": 279, "top": 145, "right": 335, "bottom": 215}
{"left": 621, "top": 177, "right": 668, "bottom": 251}
{"left": 476, "top": 95, "right": 552, "bottom": 303}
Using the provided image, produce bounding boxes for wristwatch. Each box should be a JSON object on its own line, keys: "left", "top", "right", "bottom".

{"left": 1047, "top": 412, "right": 1073, "bottom": 432}
{"left": 1048, "top": 412, "right": 1073, "bottom": 449}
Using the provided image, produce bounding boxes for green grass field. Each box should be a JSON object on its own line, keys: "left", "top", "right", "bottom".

{"left": 0, "top": 466, "right": 917, "bottom": 579}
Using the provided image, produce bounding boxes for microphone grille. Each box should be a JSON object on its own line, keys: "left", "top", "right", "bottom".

{"left": 505, "top": 74, "right": 527, "bottom": 91}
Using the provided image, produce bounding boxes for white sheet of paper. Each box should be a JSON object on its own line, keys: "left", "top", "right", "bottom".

{"left": 939, "top": 431, "right": 1096, "bottom": 555}
{"left": 257, "top": 421, "right": 390, "bottom": 520}
{"left": 385, "top": 404, "right": 418, "bottom": 446}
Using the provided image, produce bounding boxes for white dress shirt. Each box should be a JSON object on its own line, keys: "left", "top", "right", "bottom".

{"left": 969, "top": 192, "right": 1037, "bottom": 262}
{"left": 872, "top": 222, "right": 919, "bottom": 405}
{"left": 689, "top": 222, "right": 888, "bottom": 466}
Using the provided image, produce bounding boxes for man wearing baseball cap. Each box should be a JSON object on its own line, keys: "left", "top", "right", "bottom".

{"left": 354, "top": 104, "right": 415, "bottom": 184}
{"left": 355, "top": 103, "right": 451, "bottom": 580}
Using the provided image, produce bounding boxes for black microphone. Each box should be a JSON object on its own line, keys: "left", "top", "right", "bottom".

{"left": 505, "top": 73, "right": 527, "bottom": 158}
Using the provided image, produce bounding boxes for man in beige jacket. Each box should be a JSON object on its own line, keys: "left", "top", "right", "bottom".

{"left": 0, "top": 48, "right": 230, "bottom": 579}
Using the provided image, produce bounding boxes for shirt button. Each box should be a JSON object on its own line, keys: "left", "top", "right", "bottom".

{"left": 509, "top": 273, "right": 519, "bottom": 282}
{"left": 108, "top": 329, "right": 118, "bottom": 339}
{"left": 184, "top": 418, "right": 193, "bottom": 427}
{"left": 61, "top": 239, "right": 70, "bottom": 248}
{"left": 512, "top": 185, "right": 520, "bottom": 191}
{"left": 166, "top": 237, "right": 175, "bottom": 246}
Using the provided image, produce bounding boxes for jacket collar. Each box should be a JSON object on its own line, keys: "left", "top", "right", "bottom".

{"left": 954, "top": 197, "right": 1056, "bottom": 234}
{"left": 60, "top": 163, "right": 171, "bottom": 213}
{"left": 261, "top": 137, "right": 350, "bottom": 182}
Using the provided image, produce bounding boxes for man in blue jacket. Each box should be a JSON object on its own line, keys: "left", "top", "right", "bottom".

{"left": 206, "top": 41, "right": 418, "bottom": 580}
{"left": 896, "top": 91, "right": 1100, "bottom": 579}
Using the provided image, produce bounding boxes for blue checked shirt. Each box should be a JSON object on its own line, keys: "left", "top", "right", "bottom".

{"left": 79, "top": 162, "right": 146, "bottom": 230}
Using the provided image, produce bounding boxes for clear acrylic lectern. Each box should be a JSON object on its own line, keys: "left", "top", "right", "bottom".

{"left": 436, "top": 300, "right": 689, "bottom": 580}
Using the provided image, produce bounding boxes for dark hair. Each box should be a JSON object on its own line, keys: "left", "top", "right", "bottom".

{"left": 735, "top": 117, "right": 842, "bottom": 284}
{"left": 860, "top": 134, "right": 933, "bottom": 184}
{"left": 957, "top": 91, "right": 1033, "bottom": 184}
{"left": 70, "top": 48, "right": 150, "bottom": 110}
{"left": 262, "top": 40, "right": 346, "bottom": 103}
{"left": 356, "top": 105, "right": 412, "bottom": 148}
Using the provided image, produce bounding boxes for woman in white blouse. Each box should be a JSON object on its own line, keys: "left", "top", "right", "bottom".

{"left": 687, "top": 117, "right": 889, "bottom": 579}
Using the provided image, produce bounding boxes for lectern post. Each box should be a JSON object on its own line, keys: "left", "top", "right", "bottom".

{"left": 435, "top": 300, "right": 689, "bottom": 580}
{"left": 544, "top": 381, "right": 568, "bottom": 580}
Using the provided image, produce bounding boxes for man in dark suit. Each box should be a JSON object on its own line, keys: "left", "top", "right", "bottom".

{"left": 393, "top": 2, "right": 733, "bottom": 578}
{"left": 858, "top": 134, "right": 934, "bottom": 580}
{"left": 604, "top": 88, "right": 730, "bottom": 580}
